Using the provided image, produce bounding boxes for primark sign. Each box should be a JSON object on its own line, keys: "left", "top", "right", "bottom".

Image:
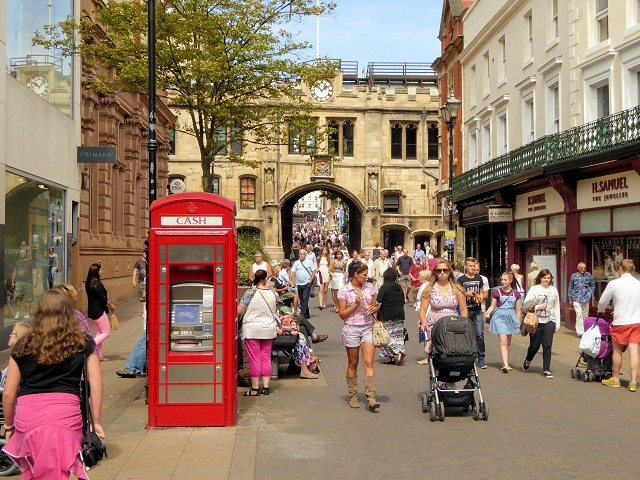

{"left": 77, "top": 146, "right": 117, "bottom": 163}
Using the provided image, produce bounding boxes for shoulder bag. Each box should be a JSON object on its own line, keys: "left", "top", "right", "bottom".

{"left": 372, "top": 320, "right": 390, "bottom": 348}
{"left": 81, "top": 350, "right": 107, "bottom": 468}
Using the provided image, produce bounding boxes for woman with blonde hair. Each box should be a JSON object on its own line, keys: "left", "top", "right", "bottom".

{"left": 54, "top": 284, "right": 92, "bottom": 335}
{"left": 2, "top": 289, "right": 104, "bottom": 479}
{"left": 419, "top": 259, "right": 468, "bottom": 360}
{"left": 511, "top": 264, "right": 525, "bottom": 296}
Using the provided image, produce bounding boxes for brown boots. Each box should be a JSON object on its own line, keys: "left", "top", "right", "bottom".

{"left": 346, "top": 376, "right": 359, "bottom": 408}
{"left": 364, "top": 376, "right": 380, "bottom": 411}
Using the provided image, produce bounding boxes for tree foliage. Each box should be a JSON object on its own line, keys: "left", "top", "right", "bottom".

{"left": 37, "top": 0, "right": 337, "bottom": 190}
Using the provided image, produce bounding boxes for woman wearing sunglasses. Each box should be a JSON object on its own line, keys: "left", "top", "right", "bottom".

{"left": 337, "top": 261, "right": 380, "bottom": 410}
{"left": 418, "top": 259, "right": 468, "bottom": 363}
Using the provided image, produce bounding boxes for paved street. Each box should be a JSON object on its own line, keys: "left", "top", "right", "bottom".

{"left": 4, "top": 295, "right": 639, "bottom": 479}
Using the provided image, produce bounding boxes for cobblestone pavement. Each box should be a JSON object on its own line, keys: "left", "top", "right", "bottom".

{"left": 3, "top": 294, "right": 639, "bottom": 479}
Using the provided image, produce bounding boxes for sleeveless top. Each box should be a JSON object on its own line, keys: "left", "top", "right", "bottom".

{"left": 426, "top": 284, "right": 459, "bottom": 325}
{"left": 333, "top": 262, "right": 345, "bottom": 274}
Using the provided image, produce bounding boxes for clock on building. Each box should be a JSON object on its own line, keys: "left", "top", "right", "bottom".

{"left": 310, "top": 79, "right": 333, "bottom": 102}
{"left": 27, "top": 76, "right": 49, "bottom": 97}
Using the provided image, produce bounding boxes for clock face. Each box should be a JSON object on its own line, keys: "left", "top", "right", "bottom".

{"left": 311, "top": 80, "right": 333, "bottom": 102}
{"left": 27, "top": 76, "right": 48, "bottom": 97}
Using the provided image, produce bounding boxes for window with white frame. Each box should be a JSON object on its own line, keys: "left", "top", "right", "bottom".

{"left": 525, "top": 12, "right": 533, "bottom": 62}
{"left": 482, "top": 121, "right": 491, "bottom": 165}
{"left": 523, "top": 94, "right": 535, "bottom": 143}
{"left": 468, "top": 129, "right": 478, "bottom": 170}
{"left": 470, "top": 65, "right": 477, "bottom": 105}
{"left": 551, "top": 0, "right": 558, "bottom": 41}
{"left": 497, "top": 111, "right": 508, "bottom": 155}
{"left": 483, "top": 52, "right": 490, "bottom": 96}
{"left": 499, "top": 37, "right": 506, "bottom": 82}
{"left": 596, "top": 0, "right": 609, "bottom": 44}
{"left": 546, "top": 80, "right": 560, "bottom": 134}
{"left": 597, "top": 84, "right": 610, "bottom": 118}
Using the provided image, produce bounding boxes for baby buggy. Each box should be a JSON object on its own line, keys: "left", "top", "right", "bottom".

{"left": 0, "top": 405, "right": 19, "bottom": 476}
{"left": 421, "top": 315, "right": 488, "bottom": 422}
{"left": 570, "top": 317, "right": 613, "bottom": 383}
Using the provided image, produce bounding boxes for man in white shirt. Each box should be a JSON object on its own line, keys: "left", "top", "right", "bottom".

{"left": 412, "top": 244, "right": 426, "bottom": 264}
{"left": 371, "top": 249, "right": 392, "bottom": 292}
{"left": 305, "top": 244, "right": 317, "bottom": 297}
{"left": 599, "top": 259, "right": 640, "bottom": 391}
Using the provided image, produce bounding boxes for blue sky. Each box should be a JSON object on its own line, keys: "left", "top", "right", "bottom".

{"left": 289, "top": 0, "right": 443, "bottom": 72}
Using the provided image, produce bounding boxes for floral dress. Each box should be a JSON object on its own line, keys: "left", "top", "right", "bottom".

{"left": 425, "top": 284, "right": 459, "bottom": 336}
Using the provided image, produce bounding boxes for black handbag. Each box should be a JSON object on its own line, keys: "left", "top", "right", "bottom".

{"left": 81, "top": 353, "right": 107, "bottom": 468}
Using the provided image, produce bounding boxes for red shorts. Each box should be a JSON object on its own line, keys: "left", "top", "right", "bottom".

{"left": 610, "top": 323, "right": 640, "bottom": 346}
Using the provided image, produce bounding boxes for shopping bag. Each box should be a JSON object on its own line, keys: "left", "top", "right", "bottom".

{"left": 580, "top": 322, "right": 601, "bottom": 357}
{"left": 109, "top": 312, "right": 120, "bottom": 331}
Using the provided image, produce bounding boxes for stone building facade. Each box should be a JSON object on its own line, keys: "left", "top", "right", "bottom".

{"left": 168, "top": 64, "right": 444, "bottom": 259}
{"left": 76, "top": 0, "right": 175, "bottom": 308}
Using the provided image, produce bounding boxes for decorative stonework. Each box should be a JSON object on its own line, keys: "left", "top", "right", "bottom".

{"left": 310, "top": 155, "right": 334, "bottom": 181}
{"left": 263, "top": 167, "right": 276, "bottom": 205}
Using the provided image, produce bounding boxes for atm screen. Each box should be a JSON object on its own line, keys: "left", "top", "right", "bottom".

{"left": 173, "top": 304, "right": 201, "bottom": 324}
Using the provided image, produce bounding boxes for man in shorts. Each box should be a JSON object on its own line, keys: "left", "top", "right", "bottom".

{"left": 395, "top": 248, "right": 414, "bottom": 303}
{"left": 11, "top": 248, "right": 37, "bottom": 319}
{"left": 599, "top": 259, "right": 640, "bottom": 392}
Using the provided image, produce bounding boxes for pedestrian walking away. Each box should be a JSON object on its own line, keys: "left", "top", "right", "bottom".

{"left": 599, "top": 259, "right": 640, "bottom": 392}
{"left": 458, "top": 257, "right": 487, "bottom": 368}
{"left": 484, "top": 272, "right": 522, "bottom": 373}
{"left": 337, "top": 261, "right": 381, "bottom": 410}
{"left": 376, "top": 269, "right": 407, "bottom": 365}
{"left": 568, "top": 262, "right": 596, "bottom": 337}
{"left": 238, "top": 270, "right": 277, "bottom": 396}
{"left": 85, "top": 263, "right": 111, "bottom": 362}
{"left": 522, "top": 269, "right": 560, "bottom": 378}
{"left": 2, "top": 290, "right": 105, "bottom": 479}
{"left": 290, "top": 250, "right": 317, "bottom": 320}
{"left": 132, "top": 251, "right": 147, "bottom": 323}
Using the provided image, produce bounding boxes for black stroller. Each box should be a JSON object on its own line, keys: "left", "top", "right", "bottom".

{"left": 421, "top": 315, "right": 488, "bottom": 422}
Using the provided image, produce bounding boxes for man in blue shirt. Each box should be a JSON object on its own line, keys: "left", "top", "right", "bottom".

{"left": 412, "top": 244, "right": 426, "bottom": 264}
{"left": 290, "top": 250, "right": 317, "bottom": 320}
{"left": 568, "top": 262, "right": 596, "bottom": 337}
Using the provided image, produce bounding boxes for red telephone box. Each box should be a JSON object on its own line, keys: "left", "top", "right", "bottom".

{"left": 147, "top": 192, "right": 237, "bottom": 427}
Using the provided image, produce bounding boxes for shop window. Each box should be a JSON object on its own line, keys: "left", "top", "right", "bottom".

{"left": 580, "top": 209, "right": 610, "bottom": 233}
{"left": 613, "top": 205, "right": 640, "bottom": 232}
{"left": 383, "top": 194, "right": 400, "bottom": 214}
{"left": 531, "top": 217, "right": 547, "bottom": 237}
{"left": 4, "top": 172, "right": 65, "bottom": 325}
{"left": 515, "top": 220, "right": 528, "bottom": 239}
{"left": 592, "top": 238, "right": 626, "bottom": 303}
{"left": 6, "top": 0, "right": 73, "bottom": 117}
{"left": 549, "top": 214, "right": 566, "bottom": 236}
{"left": 240, "top": 177, "right": 256, "bottom": 209}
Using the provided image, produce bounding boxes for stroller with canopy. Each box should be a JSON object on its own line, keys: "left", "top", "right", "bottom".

{"left": 570, "top": 316, "right": 613, "bottom": 382}
{"left": 421, "top": 315, "right": 488, "bottom": 422}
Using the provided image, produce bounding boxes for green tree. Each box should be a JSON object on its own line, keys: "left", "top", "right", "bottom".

{"left": 38, "top": 0, "right": 337, "bottom": 191}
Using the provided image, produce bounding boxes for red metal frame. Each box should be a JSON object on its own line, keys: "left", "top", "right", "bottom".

{"left": 148, "top": 193, "right": 237, "bottom": 428}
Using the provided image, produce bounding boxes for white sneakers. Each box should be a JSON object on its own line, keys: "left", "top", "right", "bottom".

{"left": 15, "top": 313, "right": 30, "bottom": 319}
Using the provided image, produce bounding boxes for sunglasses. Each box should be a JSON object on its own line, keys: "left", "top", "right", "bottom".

{"left": 435, "top": 268, "right": 450, "bottom": 274}
{"left": 9, "top": 332, "right": 17, "bottom": 336}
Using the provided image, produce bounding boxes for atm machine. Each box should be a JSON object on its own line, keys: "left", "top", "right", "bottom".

{"left": 170, "top": 283, "right": 214, "bottom": 352}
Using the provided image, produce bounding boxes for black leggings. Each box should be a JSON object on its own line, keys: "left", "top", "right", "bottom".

{"left": 526, "top": 321, "right": 556, "bottom": 371}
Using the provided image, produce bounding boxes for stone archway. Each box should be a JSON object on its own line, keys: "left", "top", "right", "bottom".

{"left": 280, "top": 182, "right": 365, "bottom": 257}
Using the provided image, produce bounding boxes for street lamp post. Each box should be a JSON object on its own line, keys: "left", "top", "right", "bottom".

{"left": 440, "top": 94, "right": 461, "bottom": 263}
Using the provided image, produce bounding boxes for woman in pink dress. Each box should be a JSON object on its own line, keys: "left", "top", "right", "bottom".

{"left": 418, "top": 259, "right": 468, "bottom": 359}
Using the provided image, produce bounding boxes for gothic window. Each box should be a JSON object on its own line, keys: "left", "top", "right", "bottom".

{"left": 428, "top": 123, "right": 438, "bottom": 159}
{"left": 391, "top": 122, "right": 418, "bottom": 160}
{"left": 212, "top": 176, "right": 221, "bottom": 195}
{"left": 328, "top": 119, "right": 354, "bottom": 157}
{"left": 240, "top": 177, "right": 256, "bottom": 209}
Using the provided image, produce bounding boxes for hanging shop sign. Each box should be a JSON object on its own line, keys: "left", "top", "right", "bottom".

{"left": 514, "top": 187, "right": 564, "bottom": 220}
{"left": 576, "top": 171, "right": 640, "bottom": 210}
{"left": 77, "top": 146, "right": 117, "bottom": 163}
{"left": 487, "top": 205, "right": 513, "bottom": 223}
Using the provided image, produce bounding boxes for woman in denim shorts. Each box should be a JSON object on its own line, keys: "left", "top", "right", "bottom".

{"left": 337, "top": 262, "right": 380, "bottom": 411}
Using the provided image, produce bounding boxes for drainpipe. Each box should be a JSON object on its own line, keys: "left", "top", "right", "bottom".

{"left": 421, "top": 112, "right": 439, "bottom": 185}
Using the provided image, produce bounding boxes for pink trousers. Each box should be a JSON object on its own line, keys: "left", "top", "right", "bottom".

{"left": 245, "top": 338, "right": 274, "bottom": 378}
{"left": 92, "top": 312, "right": 111, "bottom": 358}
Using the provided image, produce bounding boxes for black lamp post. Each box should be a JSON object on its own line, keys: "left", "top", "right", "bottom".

{"left": 440, "top": 93, "right": 461, "bottom": 263}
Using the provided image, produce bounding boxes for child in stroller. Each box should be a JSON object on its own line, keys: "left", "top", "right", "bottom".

{"left": 421, "top": 315, "right": 488, "bottom": 422}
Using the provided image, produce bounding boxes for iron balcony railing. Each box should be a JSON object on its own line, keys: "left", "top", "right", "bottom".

{"left": 452, "top": 105, "right": 640, "bottom": 196}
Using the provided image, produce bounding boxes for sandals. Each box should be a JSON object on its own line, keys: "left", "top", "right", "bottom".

{"left": 383, "top": 357, "right": 396, "bottom": 365}
{"left": 417, "top": 358, "right": 429, "bottom": 365}
{"left": 396, "top": 352, "right": 406, "bottom": 366}
{"left": 243, "top": 388, "right": 260, "bottom": 397}
{"left": 262, "top": 387, "right": 270, "bottom": 395}
{"left": 300, "top": 371, "right": 318, "bottom": 379}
